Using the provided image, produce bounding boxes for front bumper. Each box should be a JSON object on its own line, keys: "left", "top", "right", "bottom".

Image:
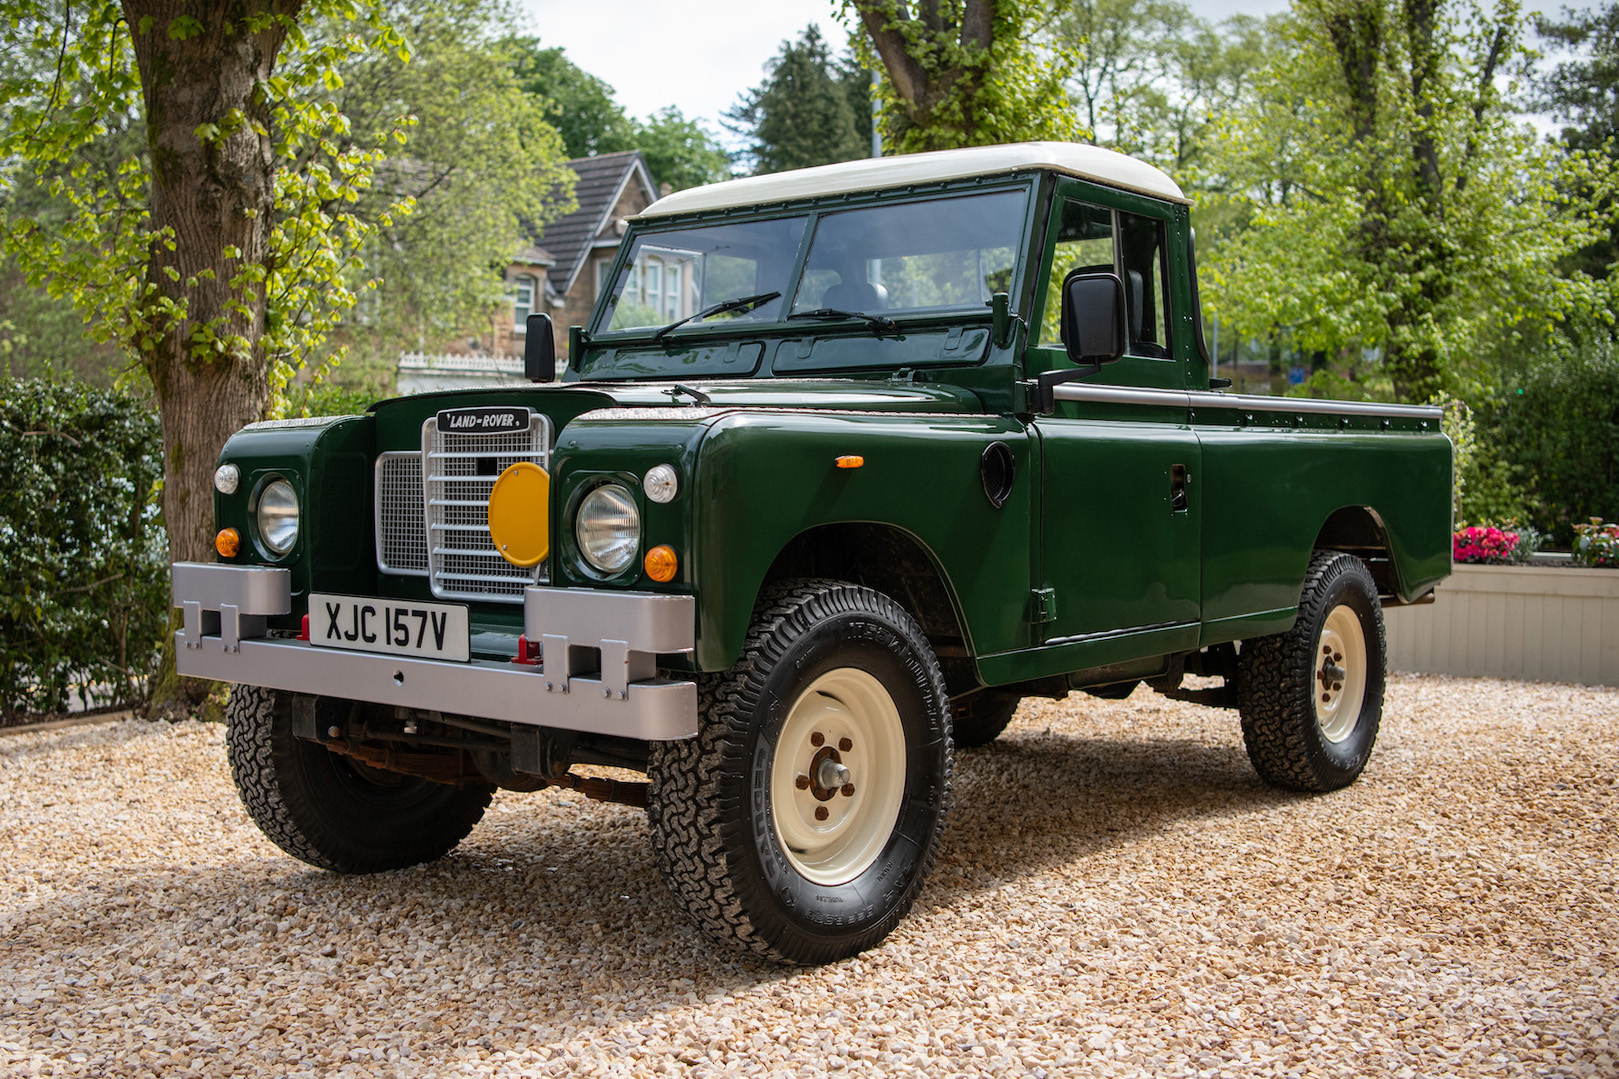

{"left": 170, "top": 562, "right": 697, "bottom": 740}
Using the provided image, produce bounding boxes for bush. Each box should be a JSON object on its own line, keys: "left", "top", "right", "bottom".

{"left": 1573, "top": 519, "right": 1619, "bottom": 568}
{"left": 1487, "top": 331, "right": 1619, "bottom": 544}
{"left": 1, "top": 380, "right": 167, "bottom": 716}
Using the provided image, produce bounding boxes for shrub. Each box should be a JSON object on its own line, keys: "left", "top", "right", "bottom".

{"left": 1572, "top": 518, "right": 1619, "bottom": 568}
{"left": 1487, "top": 331, "right": 1619, "bottom": 544}
{"left": 0, "top": 380, "right": 167, "bottom": 716}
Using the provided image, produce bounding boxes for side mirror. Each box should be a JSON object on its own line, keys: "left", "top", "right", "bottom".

{"left": 524, "top": 313, "right": 555, "bottom": 383}
{"left": 1059, "top": 271, "right": 1126, "bottom": 366}
{"left": 1030, "top": 271, "right": 1129, "bottom": 414}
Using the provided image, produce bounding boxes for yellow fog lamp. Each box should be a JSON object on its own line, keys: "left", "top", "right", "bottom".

{"left": 487, "top": 462, "right": 551, "bottom": 567}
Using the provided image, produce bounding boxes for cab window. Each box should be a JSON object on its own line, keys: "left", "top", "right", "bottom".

{"left": 1039, "top": 199, "right": 1172, "bottom": 358}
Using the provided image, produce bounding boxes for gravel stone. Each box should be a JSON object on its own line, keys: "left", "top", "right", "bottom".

{"left": 1, "top": 673, "right": 1615, "bottom": 1077}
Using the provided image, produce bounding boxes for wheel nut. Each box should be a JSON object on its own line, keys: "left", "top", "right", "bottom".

{"left": 841, "top": 784, "right": 855, "bottom": 797}
{"left": 1333, "top": 682, "right": 1342, "bottom": 691}
{"left": 1323, "top": 645, "right": 1332, "bottom": 655}
{"left": 1322, "top": 693, "right": 1331, "bottom": 703}
{"left": 838, "top": 737, "right": 853, "bottom": 752}
{"left": 815, "top": 806, "right": 829, "bottom": 821}
{"left": 796, "top": 775, "right": 811, "bottom": 790}
{"left": 810, "top": 732, "right": 825, "bottom": 747}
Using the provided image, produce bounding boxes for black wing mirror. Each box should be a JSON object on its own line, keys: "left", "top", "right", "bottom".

{"left": 524, "top": 313, "right": 556, "bottom": 383}
{"left": 1060, "top": 271, "right": 1126, "bottom": 366}
{"left": 1032, "top": 271, "right": 1127, "bottom": 413}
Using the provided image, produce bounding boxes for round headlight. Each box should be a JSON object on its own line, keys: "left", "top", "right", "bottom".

{"left": 643, "top": 463, "right": 679, "bottom": 504}
{"left": 256, "top": 478, "right": 300, "bottom": 556}
{"left": 576, "top": 484, "right": 640, "bottom": 574}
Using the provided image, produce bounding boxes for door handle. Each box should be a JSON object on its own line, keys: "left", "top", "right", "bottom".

{"left": 1170, "top": 464, "right": 1188, "bottom": 513}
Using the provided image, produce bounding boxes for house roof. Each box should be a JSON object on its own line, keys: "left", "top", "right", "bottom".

{"left": 537, "top": 151, "right": 659, "bottom": 298}
{"left": 638, "top": 142, "right": 1188, "bottom": 218}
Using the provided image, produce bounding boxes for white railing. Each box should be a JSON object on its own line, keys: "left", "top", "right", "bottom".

{"left": 396, "top": 352, "right": 526, "bottom": 395}
{"left": 398, "top": 351, "right": 524, "bottom": 374}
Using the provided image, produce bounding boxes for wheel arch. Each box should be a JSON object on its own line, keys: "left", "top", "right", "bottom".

{"left": 1313, "top": 505, "right": 1399, "bottom": 599}
{"left": 760, "top": 523, "right": 975, "bottom": 691}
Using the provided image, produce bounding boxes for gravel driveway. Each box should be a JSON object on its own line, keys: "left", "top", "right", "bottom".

{"left": 2, "top": 673, "right": 1615, "bottom": 1078}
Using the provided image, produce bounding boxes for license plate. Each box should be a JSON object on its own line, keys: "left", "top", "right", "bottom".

{"left": 307, "top": 593, "right": 470, "bottom": 662}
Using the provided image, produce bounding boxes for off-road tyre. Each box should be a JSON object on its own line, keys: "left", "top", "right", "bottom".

{"left": 951, "top": 690, "right": 1020, "bottom": 748}
{"left": 646, "top": 580, "right": 953, "bottom": 964}
{"left": 1237, "top": 550, "right": 1386, "bottom": 792}
{"left": 226, "top": 684, "right": 493, "bottom": 873}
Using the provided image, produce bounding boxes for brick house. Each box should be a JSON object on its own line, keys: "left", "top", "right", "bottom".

{"left": 493, "top": 149, "right": 663, "bottom": 362}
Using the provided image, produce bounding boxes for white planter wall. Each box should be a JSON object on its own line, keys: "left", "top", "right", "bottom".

{"left": 1385, "top": 564, "right": 1619, "bottom": 687}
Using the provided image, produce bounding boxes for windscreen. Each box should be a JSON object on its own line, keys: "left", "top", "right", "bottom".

{"left": 789, "top": 189, "right": 1027, "bottom": 317}
{"left": 595, "top": 216, "right": 810, "bottom": 335}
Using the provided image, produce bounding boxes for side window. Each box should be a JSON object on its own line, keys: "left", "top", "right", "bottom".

{"left": 1118, "top": 211, "right": 1171, "bottom": 358}
{"left": 1039, "top": 200, "right": 1113, "bottom": 345}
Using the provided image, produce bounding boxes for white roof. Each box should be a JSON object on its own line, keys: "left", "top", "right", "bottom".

{"left": 636, "top": 142, "right": 1188, "bottom": 219}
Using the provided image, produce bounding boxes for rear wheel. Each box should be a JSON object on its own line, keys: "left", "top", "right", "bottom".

{"left": 226, "top": 684, "right": 493, "bottom": 872}
{"left": 647, "top": 580, "right": 952, "bottom": 964}
{"left": 1237, "top": 550, "right": 1386, "bottom": 792}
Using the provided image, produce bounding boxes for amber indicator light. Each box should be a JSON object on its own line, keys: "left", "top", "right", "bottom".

{"left": 644, "top": 544, "right": 678, "bottom": 583}
{"left": 835, "top": 455, "right": 864, "bottom": 469}
{"left": 215, "top": 528, "right": 241, "bottom": 558}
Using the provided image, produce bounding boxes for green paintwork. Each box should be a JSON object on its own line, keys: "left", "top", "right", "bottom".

{"left": 206, "top": 158, "right": 1452, "bottom": 695}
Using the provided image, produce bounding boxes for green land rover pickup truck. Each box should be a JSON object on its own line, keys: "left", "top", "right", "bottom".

{"left": 171, "top": 142, "right": 1451, "bottom": 964}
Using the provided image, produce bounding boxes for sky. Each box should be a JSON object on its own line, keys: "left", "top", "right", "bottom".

{"left": 518, "top": 0, "right": 1297, "bottom": 146}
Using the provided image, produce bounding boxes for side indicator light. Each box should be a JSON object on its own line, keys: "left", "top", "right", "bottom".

{"left": 645, "top": 544, "right": 678, "bottom": 583}
{"left": 215, "top": 528, "right": 241, "bottom": 558}
{"left": 835, "top": 455, "right": 864, "bottom": 469}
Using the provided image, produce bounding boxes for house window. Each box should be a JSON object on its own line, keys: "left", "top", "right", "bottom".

{"left": 513, "top": 274, "right": 537, "bottom": 331}
{"left": 665, "top": 263, "right": 682, "bottom": 319}
{"left": 645, "top": 261, "right": 663, "bottom": 317}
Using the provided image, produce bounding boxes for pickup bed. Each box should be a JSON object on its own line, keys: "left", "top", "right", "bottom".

{"left": 172, "top": 142, "right": 1451, "bottom": 963}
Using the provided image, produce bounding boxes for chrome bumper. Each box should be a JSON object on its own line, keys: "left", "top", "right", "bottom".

{"left": 170, "top": 562, "right": 698, "bottom": 740}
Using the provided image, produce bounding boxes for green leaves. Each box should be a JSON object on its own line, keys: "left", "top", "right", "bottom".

{"left": 0, "top": 381, "right": 167, "bottom": 716}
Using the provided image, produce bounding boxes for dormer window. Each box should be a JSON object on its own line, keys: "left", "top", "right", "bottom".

{"left": 512, "top": 274, "right": 537, "bottom": 331}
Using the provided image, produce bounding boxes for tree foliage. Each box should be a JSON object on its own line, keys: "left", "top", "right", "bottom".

{"left": 844, "top": 0, "right": 1084, "bottom": 151}
{"left": 507, "top": 38, "right": 731, "bottom": 190}
{"left": 0, "top": 0, "right": 421, "bottom": 575}
{"left": 1534, "top": 1, "right": 1619, "bottom": 281}
{"left": 726, "top": 25, "right": 872, "bottom": 175}
{"left": 319, "top": 0, "right": 576, "bottom": 380}
{"left": 1201, "top": 0, "right": 1616, "bottom": 402}
{"left": 1051, "top": 0, "right": 1272, "bottom": 180}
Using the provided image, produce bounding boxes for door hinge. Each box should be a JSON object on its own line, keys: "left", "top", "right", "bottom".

{"left": 1029, "top": 587, "right": 1057, "bottom": 625}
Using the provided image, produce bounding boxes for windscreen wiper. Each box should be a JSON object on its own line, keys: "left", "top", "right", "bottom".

{"left": 787, "top": 308, "right": 901, "bottom": 336}
{"left": 652, "top": 291, "right": 781, "bottom": 344}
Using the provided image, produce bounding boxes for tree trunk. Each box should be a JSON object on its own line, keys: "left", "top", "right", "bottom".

{"left": 852, "top": 0, "right": 997, "bottom": 150}
{"left": 121, "top": 2, "right": 302, "bottom": 711}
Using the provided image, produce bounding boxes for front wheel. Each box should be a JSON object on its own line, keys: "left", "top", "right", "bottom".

{"left": 226, "top": 685, "right": 493, "bottom": 872}
{"left": 647, "top": 580, "right": 953, "bottom": 964}
{"left": 1237, "top": 550, "right": 1386, "bottom": 792}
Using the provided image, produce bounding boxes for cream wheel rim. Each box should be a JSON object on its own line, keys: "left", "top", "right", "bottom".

{"left": 770, "top": 668, "right": 907, "bottom": 886}
{"left": 1314, "top": 605, "right": 1367, "bottom": 743}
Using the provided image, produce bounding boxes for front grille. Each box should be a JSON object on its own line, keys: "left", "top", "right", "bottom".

{"left": 421, "top": 411, "right": 552, "bottom": 604}
{"left": 375, "top": 452, "right": 428, "bottom": 575}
